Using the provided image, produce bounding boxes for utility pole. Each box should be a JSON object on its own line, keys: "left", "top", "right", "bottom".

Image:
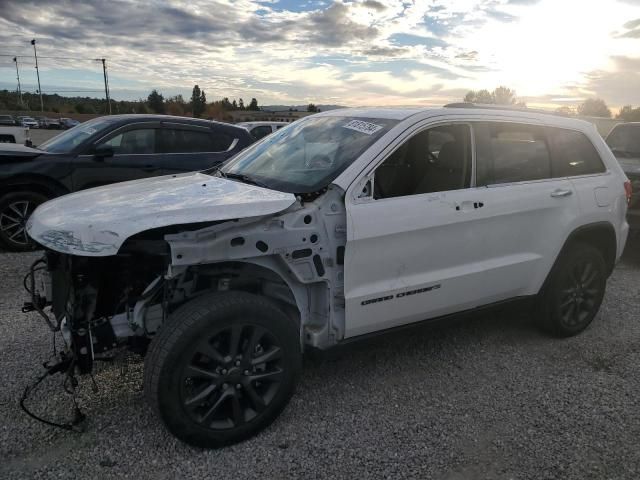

{"left": 100, "top": 58, "right": 111, "bottom": 115}
{"left": 13, "top": 56, "right": 23, "bottom": 108}
{"left": 30, "top": 39, "right": 44, "bottom": 112}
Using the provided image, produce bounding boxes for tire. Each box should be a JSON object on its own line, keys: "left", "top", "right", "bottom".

{"left": 538, "top": 243, "right": 607, "bottom": 337}
{"left": 144, "top": 291, "right": 301, "bottom": 448}
{"left": 0, "top": 191, "right": 48, "bottom": 252}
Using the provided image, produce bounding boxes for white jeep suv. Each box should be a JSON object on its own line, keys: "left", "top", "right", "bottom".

{"left": 24, "top": 105, "right": 630, "bottom": 447}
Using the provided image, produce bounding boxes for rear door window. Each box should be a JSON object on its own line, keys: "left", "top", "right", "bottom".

{"left": 476, "top": 122, "right": 551, "bottom": 185}
{"left": 606, "top": 124, "right": 640, "bottom": 158}
{"left": 250, "top": 125, "right": 273, "bottom": 140}
{"left": 548, "top": 128, "right": 605, "bottom": 177}
{"left": 161, "top": 128, "right": 232, "bottom": 153}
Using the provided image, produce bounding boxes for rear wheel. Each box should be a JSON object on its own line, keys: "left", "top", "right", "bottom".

{"left": 144, "top": 291, "right": 301, "bottom": 448}
{"left": 0, "top": 191, "right": 48, "bottom": 251}
{"left": 538, "top": 243, "right": 607, "bottom": 337}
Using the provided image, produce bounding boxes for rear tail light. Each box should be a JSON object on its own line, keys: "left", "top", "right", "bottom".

{"left": 624, "top": 180, "right": 632, "bottom": 205}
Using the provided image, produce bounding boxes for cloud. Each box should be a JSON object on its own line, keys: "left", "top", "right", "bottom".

{"left": 484, "top": 9, "right": 518, "bottom": 22}
{"left": 305, "top": 3, "right": 379, "bottom": 46}
{"left": 0, "top": 0, "right": 639, "bottom": 109}
{"left": 361, "top": 0, "right": 387, "bottom": 11}
{"left": 360, "top": 45, "right": 408, "bottom": 57}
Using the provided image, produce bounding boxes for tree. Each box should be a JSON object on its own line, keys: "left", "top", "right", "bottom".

{"left": 307, "top": 103, "right": 319, "bottom": 112}
{"left": 576, "top": 98, "right": 611, "bottom": 118}
{"left": 617, "top": 105, "right": 640, "bottom": 122}
{"left": 191, "top": 85, "right": 206, "bottom": 118}
{"left": 493, "top": 86, "right": 517, "bottom": 105}
{"left": 248, "top": 98, "right": 259, "bottom": 111}
{"left": 166, "top": 94, "right": 186, "bottom": 116}
{"left": 147, "top": 89, "right": 165, "bottom": 114}
{"left": 232, "top": 99, "right": 238, "bottom": 110}
{"left": 555, "top": 106, "right": 576, "bottom": 117}
{"left": 463, "top": 86, "right": 518, "bottom": 105}
{"left": 238, "top": 98, "right": 245, "bottom": 110}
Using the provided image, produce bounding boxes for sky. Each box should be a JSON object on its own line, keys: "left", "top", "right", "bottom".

{"left": 1, "top": 0, "right": 640, "bottom": 110}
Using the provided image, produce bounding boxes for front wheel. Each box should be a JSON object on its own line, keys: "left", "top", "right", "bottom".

{"left": 144, "top": 292, "right": 301, "bottom": 448}
{"left": 0, "top": 191, "right": 48, "bottom": 251}
{"left": 538, "top": 243, "right": 607, "bottom": 337}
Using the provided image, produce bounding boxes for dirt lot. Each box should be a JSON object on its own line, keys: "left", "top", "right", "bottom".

{"left": 1, "top": 240, "right": 640, "bottom": 479}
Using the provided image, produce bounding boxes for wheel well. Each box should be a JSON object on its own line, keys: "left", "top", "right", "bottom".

{"left": 193, "top": 261, "right": 302, "bottom": 320}
{"left": 0, "top": 176, "right": 68, "bottom": 200}
{"left": 562, "top": 222, "right": 617, "bottom": 275}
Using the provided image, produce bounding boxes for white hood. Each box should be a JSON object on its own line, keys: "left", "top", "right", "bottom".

{"left": 27, "top": 172, "right": 296, "bottom": 256}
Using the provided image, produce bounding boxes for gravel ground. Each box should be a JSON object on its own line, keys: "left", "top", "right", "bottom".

{"left": 1, "top": 241, "right": 640, "bottom": 479}
{"left": 27, "top": 129, "right": 62, "bottom": 147}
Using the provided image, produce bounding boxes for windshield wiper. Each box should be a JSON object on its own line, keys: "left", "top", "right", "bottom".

{"left": 222, "top": 172, "right": 269, "bottom": 188}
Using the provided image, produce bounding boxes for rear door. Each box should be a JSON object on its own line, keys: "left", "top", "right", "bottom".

{"left": 72, "top": 122, "right": 162, "bottom": 190}
{"left": 159, "top": 122, "right": 235, "bottom": 173}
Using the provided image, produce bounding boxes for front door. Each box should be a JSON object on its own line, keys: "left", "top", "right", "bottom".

{"left": 72, "top": 123, "right": 163, "bottom": 191}
{"left": 343, "top": 120, "right": 579, "bottom": 338}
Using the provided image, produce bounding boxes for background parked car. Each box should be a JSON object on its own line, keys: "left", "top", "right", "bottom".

{"left": 0, "top": 114, "right": 255, "bottom": 251}
{"left": 605, "top": 122, "right": 640, "bottom": 229}
{"left": 60, "top": 117, "right": 80, "bottom": 129}
{"left": 237, "top": 121, "right": 289, "bottom": 140}
{"left": 18, "top": 116, "right": 39, "bottom": 129}
{"left": 0, "top": 115, "right": 17, "bottom": 126}
{"left": 38, "top": 117, "right": 62, "bottom": 129}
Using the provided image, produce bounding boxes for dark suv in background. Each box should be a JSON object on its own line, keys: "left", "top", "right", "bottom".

{"left": 0, "top": 114, "right": 254, "bottom": 251}
{"left": 606, "top": 122, "right": 640, "bottom": 230}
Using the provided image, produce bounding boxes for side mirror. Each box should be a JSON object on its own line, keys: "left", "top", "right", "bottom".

{"left": 93, "top": 144, "right": 114, "bottom": 160}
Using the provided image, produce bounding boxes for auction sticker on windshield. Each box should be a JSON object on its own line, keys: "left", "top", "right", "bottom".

{"left": 343, "top": 120, "right": 383, "bottom": 135}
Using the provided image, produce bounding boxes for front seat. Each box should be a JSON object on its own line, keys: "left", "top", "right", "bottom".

{"left": 418, "top": 141, "right": 467, "bottom": 193}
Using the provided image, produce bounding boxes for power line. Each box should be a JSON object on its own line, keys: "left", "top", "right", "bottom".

{"left": 0, "top": 54, "right": 104, "bottom": 61}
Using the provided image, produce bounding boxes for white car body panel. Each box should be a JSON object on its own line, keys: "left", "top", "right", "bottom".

{"left": 27, "top": 172, "right": 296, "bottom": 256}
{"left": 0, "top": 126, "right": 30, "bottom": 145}
{"left": 334, "top": 110, "right": 628, "bottom": 338}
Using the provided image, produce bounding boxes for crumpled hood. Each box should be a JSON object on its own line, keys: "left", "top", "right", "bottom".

{"left": 27, "top": 172, "right": 296, "bottom": 256}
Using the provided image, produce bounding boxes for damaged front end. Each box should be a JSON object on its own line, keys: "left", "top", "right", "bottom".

{"left": 24, "top": 240, "right": 171, "bottom": 375}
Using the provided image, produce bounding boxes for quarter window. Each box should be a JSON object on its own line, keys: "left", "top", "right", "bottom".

{"left": 374, "top": 124, "right": 472, "bottom": 199}
{"left": 548, "top": 128, "right": 605, "bottom": 177}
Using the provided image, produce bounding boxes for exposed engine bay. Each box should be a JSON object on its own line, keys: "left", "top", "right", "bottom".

{"left": 21, "top": 186, "right": 347, "bottom": 428}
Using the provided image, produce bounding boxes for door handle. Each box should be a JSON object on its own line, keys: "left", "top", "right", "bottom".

{"left": 550, "top": 189, "right": 573, "bottom": 198}
{"left": 455, "top": 201, "right": 484, "bottom": 211}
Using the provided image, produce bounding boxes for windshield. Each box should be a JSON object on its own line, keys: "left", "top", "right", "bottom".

{"left": 38, "top": 117, "right": 115, "bottom": 153}
{"left": 606, "top": 125, "right": 640, "bottom": 159}
{"left": 219, "top": 116, "right": 398, "bottom": 193}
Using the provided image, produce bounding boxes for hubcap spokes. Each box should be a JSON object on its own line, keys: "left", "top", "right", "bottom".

{"left": 180, "top": 324, "right": 284, "bottom": 429}
{"left": 0, "top": 200, "right": 33, "bottom": 246}
{"left": 559, "top": 260, "right": 599, "bottom": 327}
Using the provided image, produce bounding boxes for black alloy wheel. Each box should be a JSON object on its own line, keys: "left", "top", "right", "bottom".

{"left": 557, "top": 259, "right": 601, "bottom": 329}
{"left": 180, "top": 323, "right": 285, "bottom": 429}
{"left": 0, "top": 191, "right": 47, "bottom": 251}
{"left": 539, "top": 243, "right": 607, "bottom": 337}
{"left": 144, "top": 291, "right": 301, "bottom": 448}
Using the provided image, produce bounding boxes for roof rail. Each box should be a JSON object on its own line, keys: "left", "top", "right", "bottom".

{"left": 444, "top": 102, "right": 559, "bottom": 116}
